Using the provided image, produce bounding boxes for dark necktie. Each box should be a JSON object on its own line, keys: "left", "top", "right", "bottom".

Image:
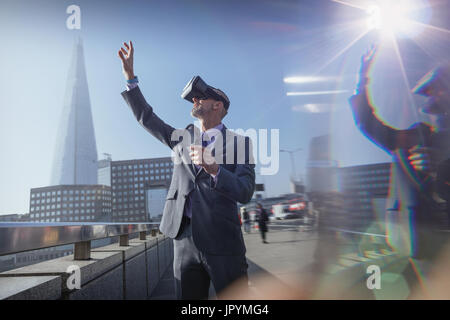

{"left": 202, "top": 134, "right": 215, "bottom": 147}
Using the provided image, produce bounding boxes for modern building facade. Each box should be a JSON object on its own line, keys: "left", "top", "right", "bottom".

{"left": 28, "top": 185, "right": 112, "bottom": 223}
{"left": 50, "top": 37, "right": 98, "bottom": 186}
{"left": 0, "top": 214, "right": 30, "bottom": 222}
{"left": 338, "top": 162, "right": 391, "bottom": 231}
{"left": 146, "top": 185, "right": 169, "bottom": 222}
{"left": 98, "top": 154, "right": 112, "bottom": 187}
{"left": 306, "top": 135, "right": 338, "bottom": 193}
{"left": 109, "top": 157, "right": 173, "bottom": 222}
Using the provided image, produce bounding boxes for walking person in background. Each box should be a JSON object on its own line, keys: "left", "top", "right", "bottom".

{"left": 241, "top": 207, "right": 251, "bottom": 233}
{"left": 257, "top": 203, "right": 269, "bottom": 243}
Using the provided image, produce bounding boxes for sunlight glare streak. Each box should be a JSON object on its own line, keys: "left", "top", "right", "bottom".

{"left": 408, "top": 20, "right": 450, "bottom": 35}
{"left": 388, "top": 33, "right": 425, "bottom": 144}
{"left": 315, "top": 28, "right": 370, "bottom": 74}
{"left": 283, "top": 76, "right": 336, "bottom": 84}
{"left": 287, "top": 90, "right": 350, "bottom": 96}
{"left": 331, "top": 0, "right": 367, "bottom": 11}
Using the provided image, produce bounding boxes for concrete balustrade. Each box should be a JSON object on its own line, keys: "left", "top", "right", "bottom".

{"left": 0, "top": 233, "right": 173, "bottom": 300}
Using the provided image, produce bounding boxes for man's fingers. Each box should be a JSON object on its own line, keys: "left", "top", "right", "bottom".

{"left": 118, "top": 50, "right": 125, "bottom": 61}
{"left": 123, "top": 42, "right": 130, "bottom": 50}
{"left": 411, "top": 159, "right": 428, "bottom": 166}
{"left": 129, "top": 41, "right": 134, "bottom": 53}
{"left": 409, "top": 145, "right": 431, "bottom": 153}
{"left": 408, "top": 153, "right": 427, "bottom": 161}
{"left": 368, "top": 44, "right": 378, "bottom": 58}
{"left": 409, "top": 145, "right": 419, "bottom": 151}
{"left": 120, "top": 47, "right": 128, "bottom": 57}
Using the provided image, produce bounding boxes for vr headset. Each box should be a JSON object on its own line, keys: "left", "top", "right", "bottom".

{"left": 181, "top": 76, "right": 230, "bottom": 110}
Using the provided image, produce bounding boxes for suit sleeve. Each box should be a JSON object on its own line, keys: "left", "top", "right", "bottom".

{"left": 349, "top": 87, "right": 399, "bottom": 152}
{"left": 349, "top": 87, "right": 431, "bottom": 151}
{"left": 212, "top": 136, "right": 255, "bottom": 204}
{"left": 121, "top": 86, "right": 179, "bottom": 150}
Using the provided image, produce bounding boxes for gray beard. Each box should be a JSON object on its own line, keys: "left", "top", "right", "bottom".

{"left": 191, "top": 106, "right": 206, "bottom": 118}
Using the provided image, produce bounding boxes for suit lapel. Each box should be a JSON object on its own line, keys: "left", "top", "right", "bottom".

{"left": 184, "top": 124, "right": 199, "bottom": 179}
{"left": 220, "top": 124, "right": 228, "bottom": 166}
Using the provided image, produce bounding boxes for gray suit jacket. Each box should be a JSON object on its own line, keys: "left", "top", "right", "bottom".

{"left": 121, "top": 86, "right": 255, "bottom": 255}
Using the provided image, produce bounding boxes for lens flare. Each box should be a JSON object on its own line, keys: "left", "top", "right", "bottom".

{"left": 365, "top": 0, "right": 431, "bottom": 38}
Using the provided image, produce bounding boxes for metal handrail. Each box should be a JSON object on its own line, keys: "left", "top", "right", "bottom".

{"left": 0, "top": 222, "right": 161, "bottom": 260}
{"left": 326, "top": 227, "right": 387, "bottom": 238}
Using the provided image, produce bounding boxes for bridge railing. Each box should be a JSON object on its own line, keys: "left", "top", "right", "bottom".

{"left": 0, "top": 222, "right": 160, "bottom": 260}
{"left": 0, "top": 222, "right": 174, "bottom": 300}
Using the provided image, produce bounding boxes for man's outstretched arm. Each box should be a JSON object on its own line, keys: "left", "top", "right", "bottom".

{"left": 349, "top": 45, "right": 398, "bottom": 152}
{"left": 118, "top": 41, "right": 178, "bottom": 149}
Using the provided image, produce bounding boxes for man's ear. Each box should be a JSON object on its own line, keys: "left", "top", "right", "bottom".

{"left": 214, "top": 101, "right": 224, "bottom": 110}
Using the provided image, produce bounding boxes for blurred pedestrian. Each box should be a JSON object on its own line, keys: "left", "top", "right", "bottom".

{"left": 241, "top": 207, "right": 251, "bottom": 233}
{"left": 257, "top": 203, "right": 269, "bottom": 243}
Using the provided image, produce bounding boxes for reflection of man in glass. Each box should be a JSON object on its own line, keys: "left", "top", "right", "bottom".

{"left": 349, "top": 46, "right": 450, "bottom": 260}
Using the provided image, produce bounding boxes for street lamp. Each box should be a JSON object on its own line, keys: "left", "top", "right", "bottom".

{"left": 280, "top": 148, "right": 302, "bottom": 182}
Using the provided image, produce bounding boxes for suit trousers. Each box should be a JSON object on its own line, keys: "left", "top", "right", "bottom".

{"left": 173, "top": 217, "right": 249, "bottom": 300}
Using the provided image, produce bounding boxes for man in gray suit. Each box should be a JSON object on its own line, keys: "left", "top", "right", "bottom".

{"left": 118, "top": 41, "right": 255, "bottom": 299}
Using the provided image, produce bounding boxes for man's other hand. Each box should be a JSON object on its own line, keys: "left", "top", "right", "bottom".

{"left": 118, "top": 41, "right": 135, "bottom": 80}
{"left": 408, "top": 145, "right": 436, "bottom": 173}
{"left": 190, "top": 145, "right": 219, "bottom": 176}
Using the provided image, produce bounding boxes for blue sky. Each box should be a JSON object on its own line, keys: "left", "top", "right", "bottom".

{"left": 0, "top": 0, "right": 449, "bottom": 214}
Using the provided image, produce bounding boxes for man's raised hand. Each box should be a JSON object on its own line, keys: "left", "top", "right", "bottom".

{"left": 360, "top": 44, "right": 379, "bottom": 77}
{"left": 118, "top": 41, "right": 135, "bottom": 80}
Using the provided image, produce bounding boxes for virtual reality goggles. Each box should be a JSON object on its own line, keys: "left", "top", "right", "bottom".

{"left": 181, "top": 76, "right": 230, "bottom": 110}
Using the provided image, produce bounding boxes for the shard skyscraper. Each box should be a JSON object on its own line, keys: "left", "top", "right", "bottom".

{"left": 50, "top": 37, "right": 98, "bottom": 185}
